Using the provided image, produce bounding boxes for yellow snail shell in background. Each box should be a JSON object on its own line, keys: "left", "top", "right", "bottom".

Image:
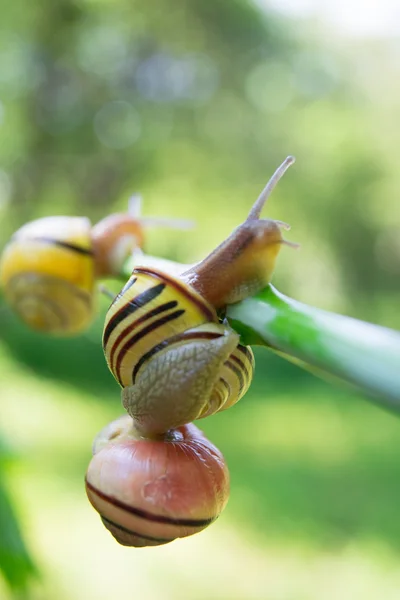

{"left": 0, "top": 197, "right": 185, "bottom": 336}
{"left": 0, "top": 216, "right": 95, "bottom": 335}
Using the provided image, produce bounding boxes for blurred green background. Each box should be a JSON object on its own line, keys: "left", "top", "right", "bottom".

{"left": 1, "top": 0, "right": 400, "bottom": 598}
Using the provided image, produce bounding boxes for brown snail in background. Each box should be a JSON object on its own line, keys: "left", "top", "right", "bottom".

{"left": 102, "top": 157, "right": 296, "bottom": 436}
{"left": 0, "top": 196, "right": 192, "bottom": 335}
{"left": 85, "top": 414, "right": 230, "bottom": 547}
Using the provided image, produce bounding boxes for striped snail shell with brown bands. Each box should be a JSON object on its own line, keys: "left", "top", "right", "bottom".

{"left": 103, "top": 156, "right": 296, "bottom": 435}
{"left": 103, "top": 266, "right": 255, "bottom": 435}
{"left": 0, "top": 197, "right": 193, "bottom": 336}
{"left": 85, "top": 414, "right": 230, "bottom": 547}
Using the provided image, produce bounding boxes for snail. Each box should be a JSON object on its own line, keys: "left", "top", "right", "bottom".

{"left": 85, "top": 414, "right": 230, "bottom": 547}
{"left": 0, "top": 196, "right": 192, "bottom": 335}
{"left": 88, "top": 156, "right": 295, "bottom": 547}
{"left": 103, "top": 156, "right": 296, "bottom": 436}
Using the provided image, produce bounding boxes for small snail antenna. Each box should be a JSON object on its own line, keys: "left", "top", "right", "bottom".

{"left": 247, "top": 155, "right": 295, "bottom": 221}
{"left": 98, "top": 284, "right": 116, "bottom": 300}
{"left": 128, "top": 193, "right": 194, "bottom": 229}
{"left": 139, "top": 216, "right": 195, "bottom": 230}
{"left": 280, "top": 239, "right": 300, "bottom": 249}
{"left": 128, "top": 194, "right": 142, "bottom": 218}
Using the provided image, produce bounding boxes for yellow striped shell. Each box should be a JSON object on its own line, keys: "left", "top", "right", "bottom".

{"left": 0, "top": 216, "right": 95, "bottom": 335}
{"left": 103, "top": 267, "right": 254, "bottom": 435}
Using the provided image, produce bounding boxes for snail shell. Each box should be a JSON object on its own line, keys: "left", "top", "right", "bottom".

{"left": 103, "top": 267, "right": 254, "bottom": 435}
{"left": 85, "top": 414, "right": 230, "bottom": 547}
{"left": 0, "top": 216, "right": 95, "bottom": 335}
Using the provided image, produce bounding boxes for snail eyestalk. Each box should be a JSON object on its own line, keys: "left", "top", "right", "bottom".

{"left": 247, "top": 155, "right": 295, "bottom": 221}
{"left": 280, "top": 239, "right": 300, "bottom": 249}
{"left": 128, "top": 194, "right": 143, "bottom": 218}
{"left": 128, "top": 192, "right": 195, "bottom": 229}
{"left": 274, "top": 220, "right": 291, "bottom": 231}
{"left": 98, "top": 285, "right": 116, "bottom": 301}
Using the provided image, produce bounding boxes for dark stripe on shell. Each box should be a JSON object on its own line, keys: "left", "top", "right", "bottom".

{"left": 133, "top": 267, "right": 216, "bottom": 322}
{"left": 230, "top": 353, "right": 251, "bottom": 383}
{"left": 101, "top": 516, "right": 173, "bottom": 544}
{"left": 237, "top": 344, "right": 255, "bottom": 366}
{"left": 32, "top": 237, "right": 93, "bottom": 256}
{"left": 224, "top": 359, "right": 245, "bottom": 395}
{"left": 219, "top": 377, "right": 231, "bottom": 395}
{"left": 115, "top": 309, "right": 185, "bottom": 384}
{"left": 109, "top": 300, "right": 178, "bottom": 371}
{"left": 108, "top": 277, "right": 137, "bottom": 309}
{"left": 103, "top": 283, "right": 165, "bottom": 348}
{"left": 86, "top": 479, "right": 216, "bottom": 527}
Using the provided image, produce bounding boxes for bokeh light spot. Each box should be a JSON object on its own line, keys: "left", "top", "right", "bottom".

{"left": 94, "top": 100, "right": 141, "bottom": 149}
{"left": 293, "top": 51, "right": 339, "bottom": 98}
{"left": 0, "top": 34, "right": 42, "bottom": 97}
{"left": 135, "top": 52, "right": 218, "bottom": 104}
{"left": 36, "top": 67, "right": 84, "bottom": 135}
{"left": 76, "top": 25, "right": 129, "bottom": 77}
{"left": 0, "top": 170, "right": 12, "bottom": 209}
{"left": 245, "top": 61, "right": 294, "bottom": 112}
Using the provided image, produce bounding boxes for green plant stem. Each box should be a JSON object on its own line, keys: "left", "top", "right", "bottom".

{"left": 122, "top": 254, "right": 400, "bottom": 408}
{"left": 227, "top": 285, "right": 400, "bottom": 408}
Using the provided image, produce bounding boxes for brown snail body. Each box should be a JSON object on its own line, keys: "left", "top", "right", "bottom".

{"left": 181, "top": 156, "right": 296, "bottom": 307}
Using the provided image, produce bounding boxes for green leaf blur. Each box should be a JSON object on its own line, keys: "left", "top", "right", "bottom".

{"left": 0, "top": 444, "right": 36, "bottom": 595}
